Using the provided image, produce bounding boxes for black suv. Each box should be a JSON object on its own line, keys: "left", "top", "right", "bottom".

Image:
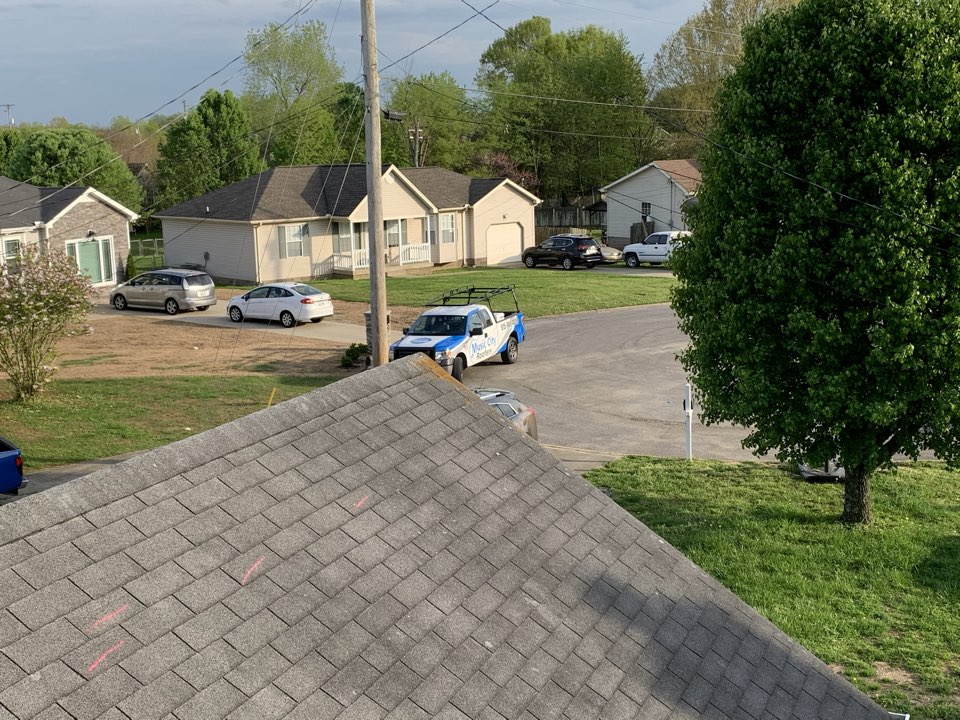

{"left": 522, "top": 234, "right": 602, "bottom": 270}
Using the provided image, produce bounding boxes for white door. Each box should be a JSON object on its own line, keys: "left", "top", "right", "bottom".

{"left": 486, "top": 223, "right": 523, "bottom": 264}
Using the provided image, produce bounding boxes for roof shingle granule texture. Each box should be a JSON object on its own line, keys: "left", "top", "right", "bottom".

{"left": 0, "top": 356, "right": 888, "bottom": 719}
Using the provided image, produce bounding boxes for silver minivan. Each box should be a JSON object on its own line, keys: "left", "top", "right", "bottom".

{"left": 110, "top": 269, "right": 217, "bottom": 315}
{"left": 622, "top": 230, "right": 691, "bottom": 267}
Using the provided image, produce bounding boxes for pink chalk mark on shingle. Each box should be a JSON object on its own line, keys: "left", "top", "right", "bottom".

{"left": 241, "top": 556, "right": 266, "bottom": 586}
{"left": 90, "top": 604, "right": 129, "bottom": 631}
{"left": 355, "top": 495, "right": 369, "bottom": 509}
{"left": 87, "top": 640, "right": 125, "bottom": 674}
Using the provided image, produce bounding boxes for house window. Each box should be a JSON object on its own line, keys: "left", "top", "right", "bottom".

{"left": 279, "top": 223, "right": 310, "bottom": 258}
{"left": 2, "top": 237, "right": 21, "bottom": 265}
{"left": 440, "top": 214, "right": 456, "bottom": 244}
{"left": 332, "top": 221, "right": 349, "bottom": 254}
{"left": 425, "top": 216, "right": 437, "bottom": 245}
{"left": 641, "top": 202, "right": 651, "bottom": 218}
{"left": 352, "top": 222, "right": 368, "bottom": 252}
{"left": 385, "top": 219, "right": 407, "bottom": 248}
{"left": 65, "top": 236, "right": 114, "bottom": 285}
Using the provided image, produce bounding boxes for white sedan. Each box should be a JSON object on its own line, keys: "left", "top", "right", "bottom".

{"left": 227, "top": 283, "right": 334, "bottom": 327}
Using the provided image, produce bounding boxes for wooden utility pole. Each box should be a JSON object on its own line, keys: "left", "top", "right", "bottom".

{"left": 361, "top": 0, "right": 388, "bottom": 366}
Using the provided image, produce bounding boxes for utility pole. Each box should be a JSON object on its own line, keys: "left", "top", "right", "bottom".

{"left": 362, "top": 0, "right": 388, "bottom": 366}
{"left": 0, "top": 105, "right": 13, "bottom": 126}
{"left": 408, "top": 120, "right": 423, "bottom": 167}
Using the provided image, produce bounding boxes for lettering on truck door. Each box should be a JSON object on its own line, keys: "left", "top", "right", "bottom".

{"left": 466, "top": 309, "right": 496, "bottom": 364}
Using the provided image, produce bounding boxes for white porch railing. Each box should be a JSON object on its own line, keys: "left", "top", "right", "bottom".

{"left": 400, "top": 243, "right": 431, "bottom": 265}
{"left": 333, "top": 244, "right": 430, "bottom": 271}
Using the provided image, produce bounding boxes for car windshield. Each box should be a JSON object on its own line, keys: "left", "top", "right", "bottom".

{"left": 291, "top": 284, "right": 322, "bottom": 296}
{"left": 408, "top": 314, "right": 466, "bottom": 336}
{"left": 183, "top": 274, "right": 213, "bottom": 287}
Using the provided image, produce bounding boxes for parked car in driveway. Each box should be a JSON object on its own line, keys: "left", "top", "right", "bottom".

{"left": 110, "top": 269, "right": 217, "bottom": 315}
{"left": 599, "top": 244, "right": 623, "bottom": 264}
{"left": 227, "top": 282, "right": 334, "bottom": 327}
{"left": 522, "top": 234, "right": 602, "bottom": 270}
{"left": 622, "top": 230, "right": 690, "bottom": 267}
{"left": 475, "top": 388, "right": 538, "bottom": 439}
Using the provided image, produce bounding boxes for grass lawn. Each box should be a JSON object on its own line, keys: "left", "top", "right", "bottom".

{"left": 2, "top": 376, "right": 333, "bottom": 470}
{"left": 587, "top": 456, "right": 960, "bottom": 719}
{"left": 221, "top": 266, "right": 676, "bottom": 318}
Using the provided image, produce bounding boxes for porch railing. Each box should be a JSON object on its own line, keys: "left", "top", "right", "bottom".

{"left": 334, "top": 243, "right": 429, "bottom": 271}
{"left": 400, "top": 243, "right": 431, "bottom": 265}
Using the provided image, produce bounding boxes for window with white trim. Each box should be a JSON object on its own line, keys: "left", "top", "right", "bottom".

{"left": 278, "top": 223, "right": 310, "bottom": 258}
{"left": 440, "top": 213, "right": 455, "bottom": 244}
{"left": 641, "top": 202, "right": 651, "bottom": 218}
{"left": 385, "top": 219, "right": 407, "bottom": 248}
{"left": 425, "top": 216, "right": 437, "bottom": 245}
{"left": 332, "top": 221, "right": 349, "bottom": 254}
{"left": 2, "top": 237, "right": 21, "bottom": 265}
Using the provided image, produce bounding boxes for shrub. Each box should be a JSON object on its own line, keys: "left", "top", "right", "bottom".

{"left": 0, "top": 248, "right": 94, "bottom": 400}
{"left": 340, "top": 343, "right": 369, "bottom": 368}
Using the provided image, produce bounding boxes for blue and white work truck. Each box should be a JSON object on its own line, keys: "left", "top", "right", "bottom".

{"left": 388, "top": 285, "right": 525, "bottom": 382}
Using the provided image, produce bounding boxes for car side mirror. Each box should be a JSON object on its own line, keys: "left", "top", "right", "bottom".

{"left": 402, "top": 327, "right": 409, "bottom": 335}
{"left": 470, "top": 328, "right": 483, "bottom": 336}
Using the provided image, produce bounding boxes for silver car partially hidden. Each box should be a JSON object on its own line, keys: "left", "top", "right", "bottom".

{"left": 110, "top": 269, "right": 217, "bottom": 315}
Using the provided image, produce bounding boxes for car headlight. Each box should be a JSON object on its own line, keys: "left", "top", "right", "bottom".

{"left": 388, "top": 348, "right": 395, "bottom": 360}
{"left": 435, "top": 348, "right": 454, "bottom": 360}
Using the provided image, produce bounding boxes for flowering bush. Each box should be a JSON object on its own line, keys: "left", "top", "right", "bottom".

{"left": 0, "top": 247, "right": 94, "bottom": 400}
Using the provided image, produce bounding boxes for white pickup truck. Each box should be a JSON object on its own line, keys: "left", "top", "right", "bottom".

{"left": 388, "top": 286, "right": 526, "bottom": 382}
{"left": 622, "top": 230, "right": 691, "bottom": 267}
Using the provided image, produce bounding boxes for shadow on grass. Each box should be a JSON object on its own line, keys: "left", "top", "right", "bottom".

{"left": 912, "top": 534, "right": 960, "bottom": 597}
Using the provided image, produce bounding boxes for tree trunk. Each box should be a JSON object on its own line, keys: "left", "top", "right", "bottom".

{"left": 840, "top": 466, "right": 871, "bottom": 524}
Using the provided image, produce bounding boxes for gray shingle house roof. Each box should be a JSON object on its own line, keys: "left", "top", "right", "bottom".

{"left": 0, "top": 176, "right": 88, "bottom": 230}
{"left": 0, "top": 356, "right": 889, "bottom": 719}
{"left": 155, "top": 166, "right": 513, "bottom": 223}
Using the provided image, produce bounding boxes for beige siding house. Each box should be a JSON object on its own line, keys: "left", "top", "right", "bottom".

{"left": 601, "top": 159, "right": 700, "bottom": 247}
{"left": 0, "top": 176, "right": 138, "bottom": 287}
{"left": 155, "top": 165, "right": 540, "bottom": 284}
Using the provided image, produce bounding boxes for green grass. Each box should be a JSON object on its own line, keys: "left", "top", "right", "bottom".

{"left": 587, "top": 456, "right": 960, "bottom": 719}
{"left": 1, "top": 376, "right": 334, "bottom": 470}
{"left": 314, "top": 266, "right": 675, "bottom": 318}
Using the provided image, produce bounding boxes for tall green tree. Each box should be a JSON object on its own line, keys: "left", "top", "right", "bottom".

{"left": 476, "top": 17, "right": 654, "bottom": 200}
{"left": 670, "top": 0, "right": 960, "bottom": 524}
{"left": 241, "top": 20, "right": 342, "bottom": 165}
{"left": 0, "top": 128, "right": 29, "bottom": 176}
{"left": 386, "top": 72, "right": 477, "bottom": 171}
{"left": 6, "top": 128, "right": 143, "bottom": 211}
{"left": 649, "top": 0, "right": 798, "bottom": 157}
{"left": 155, "top": 89, "right": 263, "bottom": 209}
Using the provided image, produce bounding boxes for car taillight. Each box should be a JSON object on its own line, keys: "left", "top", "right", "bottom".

{"left": 15, "top": 455, "right": 23, "bottom": 477}
{"left": 300, "top": 298, "right": 314, "bottom": 304}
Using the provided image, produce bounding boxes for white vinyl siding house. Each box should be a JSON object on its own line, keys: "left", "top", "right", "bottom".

{"left": 157, "top": 165, "right": 540, "bottom": 283}
{"left": 601, "top": 159, "right": 700, "bottom": 247}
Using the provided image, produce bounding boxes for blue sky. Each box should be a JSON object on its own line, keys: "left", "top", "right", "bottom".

{"left": 0, "top": 0, "right": 704, "bottom": 127}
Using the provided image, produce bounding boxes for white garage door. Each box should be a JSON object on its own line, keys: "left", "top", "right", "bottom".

{"left": 486, "top": 223, "right": 524, "bottom": 264}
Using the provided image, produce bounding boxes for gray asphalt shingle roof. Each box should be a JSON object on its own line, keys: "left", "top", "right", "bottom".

{"left": 0, "top": 356, "right": 889, "bottom": 719}
{"left": 155, "top": 167, "right": 514, "bottom": 222}
{"left": 0, "top": 176, "right": 88, "bottom": 230}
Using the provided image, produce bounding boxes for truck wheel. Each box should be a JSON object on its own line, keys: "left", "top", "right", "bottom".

{"left": 452, "top": 356, "right": 466, "bottom": 382}
{"left": 501, "top": 336, "right": 519, "bottom": 364}
{"left": 625, "top": 254, "right": 639, "bottom": 268}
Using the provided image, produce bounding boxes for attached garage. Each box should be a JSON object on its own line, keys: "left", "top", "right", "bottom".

{"left": 485, "top": 222, "right": 524, "bottom": 264}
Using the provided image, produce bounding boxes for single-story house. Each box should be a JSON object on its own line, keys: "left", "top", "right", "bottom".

{"left": 0, "top": 176, "right": 138, "bottom": 286}
{"left": 0, "top": 355, "right": 895, "bottom": 719}
{"left": 154, "top": 165, "right": 540, "bottom": 284}
{"left": 601, "top": 159, "right": 701, "bottom": 247}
